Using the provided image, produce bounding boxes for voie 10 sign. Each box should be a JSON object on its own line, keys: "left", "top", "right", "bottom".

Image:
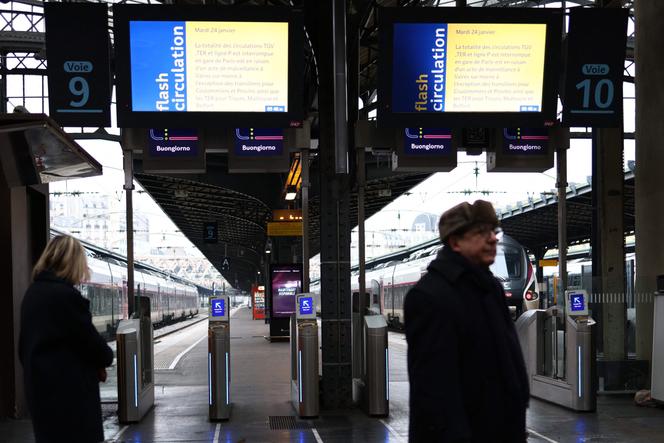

{"left": 113, "top": 5, "right": 304, "bottom": 128}
{"left": 378, "top": 7, "right": 562, "bottom": 128}
{"left": 562, "top": 8, "right": 628, "bottom": 127}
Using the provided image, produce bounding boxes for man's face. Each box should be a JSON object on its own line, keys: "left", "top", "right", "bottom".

{"left": 449, "top": 224, "right": 499, "bottom": 267}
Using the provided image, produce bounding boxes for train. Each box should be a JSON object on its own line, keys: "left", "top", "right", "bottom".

{"left": 53, "top": 230, "right": 201, "bottom": 339}
{"left": 311, "top": 233, "right": 539, "bottom": 328}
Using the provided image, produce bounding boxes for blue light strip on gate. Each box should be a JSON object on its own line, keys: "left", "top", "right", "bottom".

{"left": 208, "top": 353, "right": 212, "bottom": 405}
{"left": 133, "top": 354, "right": 138, "bottom": 408}
{"left": 578, "top": 346, "right": 582, "bottom": 398}
{"left": 225, "top": 352, "right": 230, "bottom": 405}
{"left": 386, "top": 348, "right": 390, "bottom": 401}
{"left": 298, "top": 350, "right": 303, "bottom": 403}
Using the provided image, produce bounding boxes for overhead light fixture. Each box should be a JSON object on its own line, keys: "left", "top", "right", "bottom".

{"left": 284, "top": 185, "right": 297, "bottom": 201}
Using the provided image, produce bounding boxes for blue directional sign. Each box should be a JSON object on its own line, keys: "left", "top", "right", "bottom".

{"left": 571, "top": 293, "right": 585, "bottom": 312}
{"left": 299, "top": 296, "right": 313, "bottom": 316}
{"left": 212, "top": 299, "right": 225, "bottom": 317}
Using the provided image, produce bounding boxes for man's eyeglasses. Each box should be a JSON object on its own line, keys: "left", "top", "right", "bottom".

{"left": 467, "top": 225, "right": 502, "bottom": 238}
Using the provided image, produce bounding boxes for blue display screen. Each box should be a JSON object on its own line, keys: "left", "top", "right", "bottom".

{"left": 571, "top": 294, "right": 585, "bottom": 312}
{"left": 148, "top": 128, "right": 198, "bottom": 157}
{"left": 502, "top": 128, "right": 548, "bottom": 156}
{"left": 212, "top": 299, "right": 225, "bottom": 317}
{"left": 403, "top": 128, "right": 453, "bottom": 156}
{"left": 234, "top": 128, "right": 284, "bottom": 157}
{"left": 299, "top": 296, "right": 313, "bottom": 316}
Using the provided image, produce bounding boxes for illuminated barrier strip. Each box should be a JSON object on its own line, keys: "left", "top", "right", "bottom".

{"left": 298, "top": 350, "right": 303, "bottom": 403}
{"left": 422, "top": 135, "right": 452, "bottom": 139}
{"left": 386, "top": 348, "right": 390, "bottom": 401}
{"left": 133, "top": 354, "right": 138, "bottom": 408}
{"left": 578, "top": 346, "right": 582, "bottom": 398}
{"left": 208, "top": 353, "right": 212, "bottom": 405}
{"left": 255, "top": 136, "right": 284, "bottom": 140}
{"left": 225, "top": 352, "right": 230, "bottom": 405}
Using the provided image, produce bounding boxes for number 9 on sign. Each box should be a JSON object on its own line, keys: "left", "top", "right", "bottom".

{"left": 68, "top": 76, "right": 89, "bottom": 108}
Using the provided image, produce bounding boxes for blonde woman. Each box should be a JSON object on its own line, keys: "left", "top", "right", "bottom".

{"left": 19, "top": 235, "right": 114, "bottom": 443}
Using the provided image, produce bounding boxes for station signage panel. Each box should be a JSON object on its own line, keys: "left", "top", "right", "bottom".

{"left": 212, "top": 298, "right": 226, "bottom": 317}
{"left": 113, "top": 5, "right": 304, "bottom": 128}
{"left": 204, "top": 222, "right": 218, "bottom": 243}
{"left": 565, "top": 289, "right": 589, "bottom": 317}
{"left": 148, "top": 128, "right": 199, "bottom": 157}
{"left": 487, "top": 127, "right": 553, "bottom": 173}
{"left": 296, "top": 293, "right": 316, "bottom": 320}
{"left": 233, "top": 128, "right": 284, "bottom": 157}
{"left": 142, "top": 127, "right": 205, "bottom": 173}
{"left": 299, "top": 296, "right": 313, "bottom": 315}
{"left": 562, "top": 8, "right": 628, "bottom": 128}
{"left": 228, "top": 128, "right": 289, "bottom": 173}
{"left": 378, "top": 7, "right": 562, "bottom": 127}
{"left": 45, "top": 3, "right": 112, "bottom": 127}
{"left": 501, "top": 128, "right": 548, "bottom": 156}
{"left": 393, "top": 127, "right": 457, "bottom": 172}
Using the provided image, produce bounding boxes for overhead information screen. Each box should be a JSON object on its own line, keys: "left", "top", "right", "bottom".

{"left": 378, "top": 8, "right": 562, "bottom": 128}
{"left": 113, "top": 5, "right": 303, "bottom": 128}
{"left": 128, "top": 21, "right": 288, "bottom": 113}
{"left": 392, "top": 23, "right": 546, "bottom": 113}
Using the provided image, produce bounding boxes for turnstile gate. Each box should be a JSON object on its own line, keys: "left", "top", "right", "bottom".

{"left": 208, "top": 296, "right": 231, "bottom": 420}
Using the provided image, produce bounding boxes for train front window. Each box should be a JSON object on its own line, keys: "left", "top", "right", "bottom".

{"left": 490, "top": 245, "right": 523, "bottom": 280}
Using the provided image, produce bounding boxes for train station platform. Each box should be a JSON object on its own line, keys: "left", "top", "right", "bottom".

{"left": 2, "top": 307, "right": 664, "bottom": 442}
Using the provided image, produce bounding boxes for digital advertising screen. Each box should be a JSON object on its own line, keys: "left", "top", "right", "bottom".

{"left": 113, "top": 5, "right": 303, "bottom": 127}
{"left": 378, "top": 7, "right": 562, "bottom": 127}
{"left": 270, "top": 264, "right": 302, "bottom": 318}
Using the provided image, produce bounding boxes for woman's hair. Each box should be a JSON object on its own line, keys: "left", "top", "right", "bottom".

{"left": 32, "top": 235, "right": 90, "bottom": 284}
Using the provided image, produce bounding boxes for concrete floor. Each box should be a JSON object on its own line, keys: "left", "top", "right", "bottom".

{"left": 2, "top": 307, "right": 664, "bottom": 442}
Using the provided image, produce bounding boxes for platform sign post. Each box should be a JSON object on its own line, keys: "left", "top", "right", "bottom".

{"left": 208, "top": 296, "right": 231, "bottom": 421}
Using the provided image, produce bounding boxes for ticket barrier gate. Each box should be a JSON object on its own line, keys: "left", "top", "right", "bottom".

{"left": 516, "top": 290, "right": 596, "bottom": 411}
{"left": 208, "top": 296, "right": 231, "bottom": 421}
{"left": 651, "top": 275, "right": 664, "bottom": 402}
{"left": 291, "top": 293, "right": 319, "bottom": 417}
{"left": 117, "top": 296, "right": 155, "bottom": 423}
{"left": 360, "top": 315, "right": 389, "bottom": 417}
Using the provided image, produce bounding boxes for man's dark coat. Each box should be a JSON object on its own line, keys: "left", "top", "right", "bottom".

{"left": 19, "top": 271, "right": 114, "bottom": 443}
{"left": 404, "top": 247, "right": 530, "bottom": 443}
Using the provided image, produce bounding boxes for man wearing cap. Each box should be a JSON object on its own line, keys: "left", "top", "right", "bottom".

{"left": 404, "top": 200, "right": 529, "bottom": 443}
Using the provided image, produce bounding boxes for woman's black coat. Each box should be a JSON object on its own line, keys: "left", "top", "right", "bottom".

{"left": 404, "top": 247, "right": 530, "bottom": 443}
{"left": 19, "top": 271, "right": 114, "bottom": 443}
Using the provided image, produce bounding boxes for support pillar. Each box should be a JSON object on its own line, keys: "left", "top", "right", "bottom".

{"left": 0, "top": 176, "right": 49, "bottom": 418}
{"left": 634, "top": 0, "right": 664, "bottom": 369}
{"left": 592, "top": 127, "right": 626, "bottom": 361}
{"left": 316, "top": 0, "right": 353, "bottom": 408}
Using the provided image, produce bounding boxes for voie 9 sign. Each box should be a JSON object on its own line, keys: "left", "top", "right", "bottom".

{"left": 378, "top": 7, "right": 562, "bottom": 128}
{"left": 113, "top": 5, "right": 304, "bottom": 128}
